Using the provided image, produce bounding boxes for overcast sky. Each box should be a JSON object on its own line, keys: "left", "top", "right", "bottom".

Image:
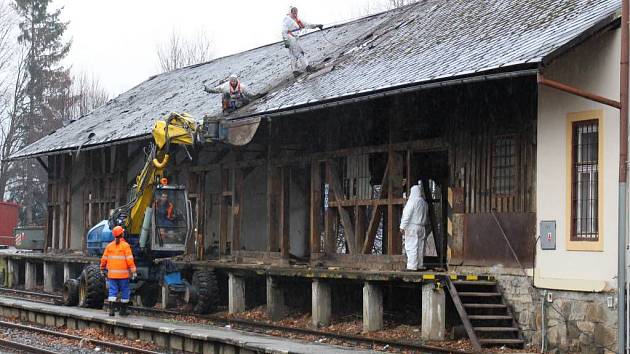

{"left": 52, "top": 0, "right": 389, "bottom": 95}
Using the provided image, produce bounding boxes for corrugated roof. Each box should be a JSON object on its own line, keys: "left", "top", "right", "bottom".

{"left": 11, "top": 0, "right": 621, "bottom": 159}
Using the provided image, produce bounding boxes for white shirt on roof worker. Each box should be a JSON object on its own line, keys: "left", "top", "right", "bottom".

{"left": 281, "top": 7, "right": 321, "bottom": 41}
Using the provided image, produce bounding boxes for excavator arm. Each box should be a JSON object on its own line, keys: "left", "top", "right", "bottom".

{"left": 112, "top": 112, "right": 199, "bottom": 235}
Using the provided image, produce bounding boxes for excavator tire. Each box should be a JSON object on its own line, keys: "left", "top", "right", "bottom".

{"left": 78, "top": 265, "right": 106, "bottom": 308}
{"left": 192, "top": 270, "right": 218, "bottom": 314}
{"left": 62, "top": 278, "right": 79, "bottom": 306}
{"left": 139, "top": 283, "right": 160, "bottom": 308}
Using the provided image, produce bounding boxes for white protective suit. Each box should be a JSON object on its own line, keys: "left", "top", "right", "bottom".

{"left": 399, "top": 185, "right": 429, "bottom": 270}
{"left": 282, "top": 14, "right": 317, "bottom": 72}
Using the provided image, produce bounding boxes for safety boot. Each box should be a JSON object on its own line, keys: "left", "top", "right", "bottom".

{"left": 109, "top": 303, "right": 116, "bottom": 317}
{"left": 119, "top": 303, "right": 129, "bottom": 317}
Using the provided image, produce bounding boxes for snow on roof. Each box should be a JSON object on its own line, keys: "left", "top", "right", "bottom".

{"left": 11, "top": 0, "right": 621, "bottom": 159}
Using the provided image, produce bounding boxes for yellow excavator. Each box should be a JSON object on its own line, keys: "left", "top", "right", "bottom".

{"left": 64, "top": 112, "right": 221, "bottom": 313}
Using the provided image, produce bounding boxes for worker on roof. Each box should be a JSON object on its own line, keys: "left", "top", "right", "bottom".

{"left": 399, "top": 185, "right": 429, "bottom": 271}
{"left": 100, "top": 226, "right": 137, "bottom": 317}
{"left": 204, "top": 74, "right": 254, "bottom": 114}
{"left": 282, "top": 6, "right": 323, "bottom": 77}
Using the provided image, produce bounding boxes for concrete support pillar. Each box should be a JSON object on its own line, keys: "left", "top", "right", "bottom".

{"left": 7, "top": 259, "right": 20, "bottom": 288}
{"left": 312, "top": 279, "right": 332, "bottom": 327}
{"left": 228, "top": 273, "right": 246, "bottom": 314}
{"left": 266, "top": 276, "right": 285, "bottom": 321}
{"left": 43, "top": 262, "right": 56, "bottom": 293}
{"left": 421, "top": 282, "right": 446, "bottom": 340}
{"left": 63, "top": 263, "right": 79, "bottom": 282}
{"left": 161, "top": 285, "right": 172, "bottom": 309}
{"left": 362, "top": 282, "right": 383, "bottom": 332}
{"left": 24, "top": 261, "right": 36, "bottom": 290}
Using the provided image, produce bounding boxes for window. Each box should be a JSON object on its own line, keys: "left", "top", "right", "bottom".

{"left": 570, "top": 120, "right": 599, "bottom": 241}
{"left": 492, "top": 135, "right": 517, "bottom": 195}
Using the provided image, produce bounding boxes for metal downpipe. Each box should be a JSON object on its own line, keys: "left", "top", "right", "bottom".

{"left": 619, "top": 0, "right": 629, "bottom": 352}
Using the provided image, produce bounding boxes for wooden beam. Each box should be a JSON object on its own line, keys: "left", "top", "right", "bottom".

{"left": 310, "top": 161, "right": 322, "bottom": 254}
{"left": 355, "top": 206, "right": 366, "bottom": 252}
{"left": 362, "top": 158, "right": 390, "bottom": 254}
{"left": 329, "top": 198, "right": 404, "bottom": 207}
{"left": 267, "top": 165, "right": 281, "bottom": 252}
{"left": 387, "top": 151, "right": 403, "bottom": 255}
{"left": 327, "top": 160, "right": 356, "bottom": 254}
{"left": 232, "top": 168, "right": 243, "bottom": 252}
{"left": 280, "top": 167, "right": 290, "bottom": 259}
{"left": 324, "top": 164, "right": 336, "bottom": 254}
{"left": 219, "top": 168, "right": 229, "bottom": 255}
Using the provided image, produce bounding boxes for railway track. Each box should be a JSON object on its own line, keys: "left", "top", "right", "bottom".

{"left": 0, "top": 337, "right": 58, "bottom": 354}
{"left": 0, "top": 287, "right": 473, "bottom": 354}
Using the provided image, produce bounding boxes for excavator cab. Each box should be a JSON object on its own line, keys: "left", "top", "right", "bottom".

{"left": 151, "top": 185, "right": 192, "bottom": 253}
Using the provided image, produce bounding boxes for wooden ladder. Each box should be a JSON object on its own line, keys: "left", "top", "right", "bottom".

{"left": 446, "top": 278, "right": 524, "bottom": 352}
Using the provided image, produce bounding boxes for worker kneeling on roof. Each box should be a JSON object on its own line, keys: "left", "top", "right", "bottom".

{"left": 100, "top": 225, "right": 137, "bottom": 317}
{"left": 400, "top": 185, "right": 429, "bottom": 271}
{"left": 204, "top": 74, "right": 254, "bottom": 114}
{"left": 282, "top": 6, "right": 323, "bottom": 77}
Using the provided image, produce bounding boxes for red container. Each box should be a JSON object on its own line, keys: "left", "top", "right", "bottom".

{"left": 0, "top": 201, "right": 20, "bottom": 246}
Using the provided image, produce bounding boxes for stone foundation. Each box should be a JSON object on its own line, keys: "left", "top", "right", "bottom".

{"left": 494, "top": 273, "right": 617, "bottom": 353}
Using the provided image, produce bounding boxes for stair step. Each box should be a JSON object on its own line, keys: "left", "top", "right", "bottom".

{"left": 474, "top": 327, "right": 519, "bottom": 332}
{"left": 469, "top": 315, "right": 513, "bottom": 320}
{"left": 464, "top": 303, "right": 507, "bottom": 309}
{"left": 479, "top": 338, "right": 525, "bottom": 345}
{"left": 453, "top": 280, "right": 497, "bottom": 286}
{"left": 458, "top": 292, "right": 501, "bottom": 297}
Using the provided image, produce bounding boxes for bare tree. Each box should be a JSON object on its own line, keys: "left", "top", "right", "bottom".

{"left": 0, "top": 50, "right": 27, "bottom": 199}
{"left": 70, "top": 71, "right": 109, "bottom": 118}
{"left": 0, "top": 0, "right": 16, "bottom": 94}
{"left": 156, "top": 29, "right": 214, "bottom": 73}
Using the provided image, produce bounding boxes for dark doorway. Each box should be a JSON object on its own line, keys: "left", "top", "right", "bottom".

{"left": 409, "top": 151, "right": 449, "bottom": 268}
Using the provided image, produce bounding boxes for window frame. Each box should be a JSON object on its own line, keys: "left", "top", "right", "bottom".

{"left": 491, "top": 134, "right": 518, "bottom": 197}
{"left": 565, "top": 110, "right": 604, "bottom": 252}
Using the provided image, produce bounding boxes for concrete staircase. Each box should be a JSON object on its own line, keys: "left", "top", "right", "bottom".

{"left": 446, "top": 278, "right": 524, "bottom": 351}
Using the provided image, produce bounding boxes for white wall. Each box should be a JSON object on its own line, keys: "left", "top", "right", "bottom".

{"left": 536, "top": 29, "right": 621, "bottom": 291}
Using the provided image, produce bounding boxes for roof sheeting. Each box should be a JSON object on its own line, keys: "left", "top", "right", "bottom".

{"left": 11, "top": 0, "right": 621, "bottom": 159}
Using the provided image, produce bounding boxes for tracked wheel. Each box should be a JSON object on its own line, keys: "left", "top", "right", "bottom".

{"left": 62, "top": 278, "right": 79, "bottom": 306}
{"left": 78, "top": 265, "right": 106, "bottom": 308}
{"left": 192, "top": 270, "right": 218, "bottom": 314}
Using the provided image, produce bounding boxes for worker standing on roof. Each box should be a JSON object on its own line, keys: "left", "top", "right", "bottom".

{"left": 282, "top": 6, "right": 323, "bottom": 77}
{"left": 399, "top": 185, "right": 429, "bottom": 271}
{"left": 204, "top": 74, "right": 254, "bottom": 114}
{"left": 100, "top": 226, "right": 137, "bottom": 317}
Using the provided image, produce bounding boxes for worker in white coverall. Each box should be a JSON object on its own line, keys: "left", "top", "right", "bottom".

{"left": 282, "top": 6, "right": 323, "bottom": 77}
{"left": 400, "top": 185, "right": 429, "bottom": 271}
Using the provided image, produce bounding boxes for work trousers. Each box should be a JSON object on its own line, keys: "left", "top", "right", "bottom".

{"left": 404, "top": 225, "right": 427, "bottom": 270}
{"left": 107, "top": 278, "right": 130, "bottom": 303}
{"left": 286, "top": 36, "right": 309, "bottom": 72}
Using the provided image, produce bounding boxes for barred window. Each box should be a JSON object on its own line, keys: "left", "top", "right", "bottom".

{"left": 571, "top": 120, "right": 599, "bottom": 241}
{"left": 492, "top": 136, "right": 517, "bottom": 195}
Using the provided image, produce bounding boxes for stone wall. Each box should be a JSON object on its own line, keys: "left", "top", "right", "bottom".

{"left": 495, "top": 274, "right": 616, "bottom": 353}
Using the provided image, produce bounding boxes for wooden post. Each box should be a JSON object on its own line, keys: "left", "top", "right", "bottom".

{"left": 232, "top": 168, "right": 243, "bottom": 253}
{"left": 324, "top": 162, "right": 336, "bottom": 254}
{"left": 267, "top": 165, "right": 281, "bottom": 252}
{"left": 355, "top": 206, "right": 366, "bottom": 250}
{"left": 219, "top": 168, "right": 229, "bottom": 255}
{"left": 328, "top": 161, "right": 356, "bottom": 253}
{"left": 280, "top": 167, "right": 290, "bottom": 260}
{"left": 310, "top": 161, "right": 322, "bottom": 254}
{"left": 387, "top": 151, "right": 403, "bottom": 255}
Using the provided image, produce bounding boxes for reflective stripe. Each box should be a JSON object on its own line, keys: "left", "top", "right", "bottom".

{"left": 108, "top": 269, "right": 130, "bottom": 274}
{"left": 107, "top": 297, "right": 117, "bottom": 302}
{"left": 107, "top": 255, "right": 127, "bottom": 260}
{"left": 126, "top": 256, "right": 134, "bottom": 259}
{"left": 120, "top": 299, "right": 129, "bottom": 303}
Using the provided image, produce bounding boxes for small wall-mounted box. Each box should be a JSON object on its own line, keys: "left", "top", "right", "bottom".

{"left": 540, "top": 221, "right": 556, "bottom": 250}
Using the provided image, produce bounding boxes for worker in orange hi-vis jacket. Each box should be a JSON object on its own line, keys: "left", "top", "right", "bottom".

{"left": 100, "top": 226, "right": 137, "bottom": 317}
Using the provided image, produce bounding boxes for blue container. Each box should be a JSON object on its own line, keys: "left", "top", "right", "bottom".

{"left": 163, "top": 272, "right": 182, "bottom": 285}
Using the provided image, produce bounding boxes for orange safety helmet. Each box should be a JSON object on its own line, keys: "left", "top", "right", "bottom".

{"left": 112, "top": 226, "right": 124, "bottom": 238}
